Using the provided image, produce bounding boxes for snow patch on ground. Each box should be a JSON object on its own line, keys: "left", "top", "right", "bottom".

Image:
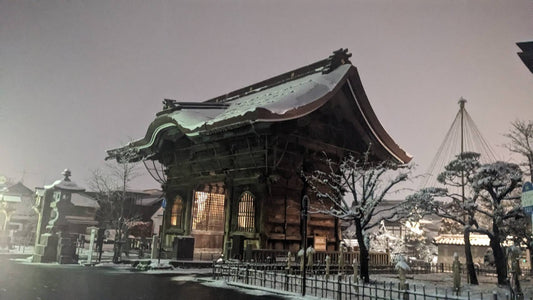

{"left": 378, "top": 272, "right": 533, "bottom": 298}
{"left": 199, "top": 278, "right": 324, "bottom": 300}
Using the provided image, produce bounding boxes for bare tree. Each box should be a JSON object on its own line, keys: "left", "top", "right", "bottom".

{"left": 88, "top": 158, "right": 140, "bottom": 263}
{"left": 505, "top": 119, "right": 533, "bottom": 182}
{"left": 504, "top": 120, "right": 533, "bottom": 271}
{"left": 305, "top": 150, "right": 411, "bottom": 283}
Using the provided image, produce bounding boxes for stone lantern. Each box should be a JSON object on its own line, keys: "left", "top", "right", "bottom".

{"left": 33, "top": 169, "right": 85, "bottom": 263}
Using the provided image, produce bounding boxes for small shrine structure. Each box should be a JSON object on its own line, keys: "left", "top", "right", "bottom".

{"left": 32, "top": 169, "right": 99, "bottom": 263}
{"left": 107, "top": 49, "right": 411, "bottom": 259}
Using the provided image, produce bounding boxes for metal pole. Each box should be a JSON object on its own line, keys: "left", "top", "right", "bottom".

{"left": 302, "top": 195, "right": 309, "bottom": 296}
{"left": 459, "top": 98, "right": 466, "bottom": 212}
{"left": 87, "top": 227, "right": 96, "bottom": 265}
{"left": 158, "top": 210, "right": 165, "bottom": 265}
{"left": 151, "top": 234, "right": 158, "bottom": 259}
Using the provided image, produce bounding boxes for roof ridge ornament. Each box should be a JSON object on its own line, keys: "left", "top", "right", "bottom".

{"left": 44, "top": 169, "right": 84, "bottom": 191}
{"left": 158, "top": 99, "right": 229, "bottom": 116}
{"left": 322, "top": 48, "right": 352, "bottom": 74}
{"left": 62, "top": 169, "right": 71, "bottom": 182}
{"left": 163, "top": 99, "right": 178, "bottom": 110}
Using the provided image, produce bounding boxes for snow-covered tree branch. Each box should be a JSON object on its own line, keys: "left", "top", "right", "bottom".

{"left": 304, "top": 148, "right": 412, "bottom": 283}
{"left": 408, "top": 152, "right": 524, "bottom": 285}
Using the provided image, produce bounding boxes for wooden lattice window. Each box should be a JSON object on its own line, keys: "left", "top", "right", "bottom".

{"left": 237, "top": 191, "right": 255, "bottom": 232}
{"left": 170, "top": 195, "right": 183, "bottom": 227}
{"left": 192, "top": 191, "right": 225, "bottom": 231}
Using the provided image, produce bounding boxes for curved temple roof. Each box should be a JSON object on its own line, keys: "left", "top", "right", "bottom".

{"left": 107, "top": 49, "right": 412, "bottom": 164}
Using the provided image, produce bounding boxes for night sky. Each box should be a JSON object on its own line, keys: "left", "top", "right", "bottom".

{"left": 1, "top": 0, "right": 532, "bottom": 191}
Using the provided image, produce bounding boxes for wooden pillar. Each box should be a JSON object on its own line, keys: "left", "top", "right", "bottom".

{"left": 258, "top": 182, "right": 266, "bottom": 250}
{"left": 183, "top": 188, "right": 193, "bottom": 236}
{"left": 223, "top": 176, "right": 233, "bottom": 259}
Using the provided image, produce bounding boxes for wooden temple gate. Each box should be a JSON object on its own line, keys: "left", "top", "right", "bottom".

{"left": 106, "top": 49, "right": 412, "bottom": 260}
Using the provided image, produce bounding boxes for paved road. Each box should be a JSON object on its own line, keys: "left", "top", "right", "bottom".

{"left": 0, "top": 256, "right": 283, "bottom": 300}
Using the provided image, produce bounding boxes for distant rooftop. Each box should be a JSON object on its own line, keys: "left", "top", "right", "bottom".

{"left": 434, "top": 234, "right": 489, "bottom": 246}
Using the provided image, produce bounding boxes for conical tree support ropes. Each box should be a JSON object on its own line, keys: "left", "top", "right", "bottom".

{"left": 420, "top": 98, "right": 498, "bottom": 286}
{"left": 420, "top": 98, "right": 497, "bottom": 189}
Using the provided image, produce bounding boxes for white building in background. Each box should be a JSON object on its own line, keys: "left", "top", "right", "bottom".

{"left": 0, "top": 180, "right": 36, "bottom": 244}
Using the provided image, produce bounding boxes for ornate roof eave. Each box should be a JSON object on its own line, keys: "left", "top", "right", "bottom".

{"left": 105, "top": 117, "right": 184, "bottom": 163}
{"left": 344, "top": 67, "right": 412, "bottom": 164}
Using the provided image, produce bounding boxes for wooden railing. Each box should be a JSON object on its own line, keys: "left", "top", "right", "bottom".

{"left": 250, "top": 249, "right": 390, "bottom": 265}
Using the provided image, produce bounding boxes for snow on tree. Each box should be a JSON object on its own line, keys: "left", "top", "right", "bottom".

{"left": 368, "top": 221, "right": 408, "bottom": 257}
{"left": 438, "top": 218, "right": 463, "bottom": 235}
{"left": 368, "top": 220, "right": 435, "bottom": 264}
{"left": 404, "top": 221, "right": 436, "bottom": 263}
{"left": 409, "top": 154, "right": 524, "bottom": 285}
{"left": 470, "top": 161, "right": 524, "bottom": 285}
{"left": 304, "top": 149, "right": 412, "bottom": 283}
{"left": 409, "top": 152, "right": 482, "bottom": 284}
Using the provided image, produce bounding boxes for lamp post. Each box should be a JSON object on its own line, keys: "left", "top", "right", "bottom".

{"left": 158, "top": 199, "right": 166, "bottom": 265}
{"left": 0, "top": 189, "right": 6, "bottom": 231}
{"left": 301, "top": 195, "right": 309, "bottom": 296}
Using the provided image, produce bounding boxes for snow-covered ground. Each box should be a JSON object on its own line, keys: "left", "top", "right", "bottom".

{"left": 5, "top": 245, "right": 532, "bottom": 299}
{"left": 378, "top": 272, "right": 532, "bottom": 299}
{"left": 209, "top": 265, "right": 533, "bottom": 299}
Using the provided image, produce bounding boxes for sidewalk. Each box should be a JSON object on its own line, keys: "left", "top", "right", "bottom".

{"left": 3, "top": 243, "right": 212, "bottom": 277}
{"left": 76, "top": 244, "right": 213, "bottom": 276}
{"left": 0, "top": 245, "right": 34, "bottom": 259}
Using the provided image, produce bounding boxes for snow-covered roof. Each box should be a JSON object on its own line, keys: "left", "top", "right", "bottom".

{"left": 70, "top": 193, "right": 100, "bottom": 208}
{"left": 65, "top": 215, "right": 99, "bottom": 225}
{"left": 107, "top": 49, "right": 412, "bottom": 165}
{"left": 433, "top": 234, "right": 490, "bottom": 246}
{"left": 0, "top": 183, "right": 29, "bottom": 203}
{"left": 6, "top": 182, "right": 33, "bottom": 195}
{"left": 1, "top": 194, "right": 22, "bottom": 203}
{"left": 342, "top": 239, "right": 359, "bottom": 248}
{"left": 44, "top": 170, "right": 85, "bottom": 192}
{"left": 136, "top": 196, "right": 162, "bottom": 207}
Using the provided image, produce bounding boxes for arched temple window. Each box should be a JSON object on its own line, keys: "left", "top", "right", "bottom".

{"left": 192, "top": 190, "right": 225, "bottom": 231}
{"left": 170, "top": 195, "right": 183, "bottom": 227}
{"left": 237, "top": 191, "right": 255, "bottom": 232}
